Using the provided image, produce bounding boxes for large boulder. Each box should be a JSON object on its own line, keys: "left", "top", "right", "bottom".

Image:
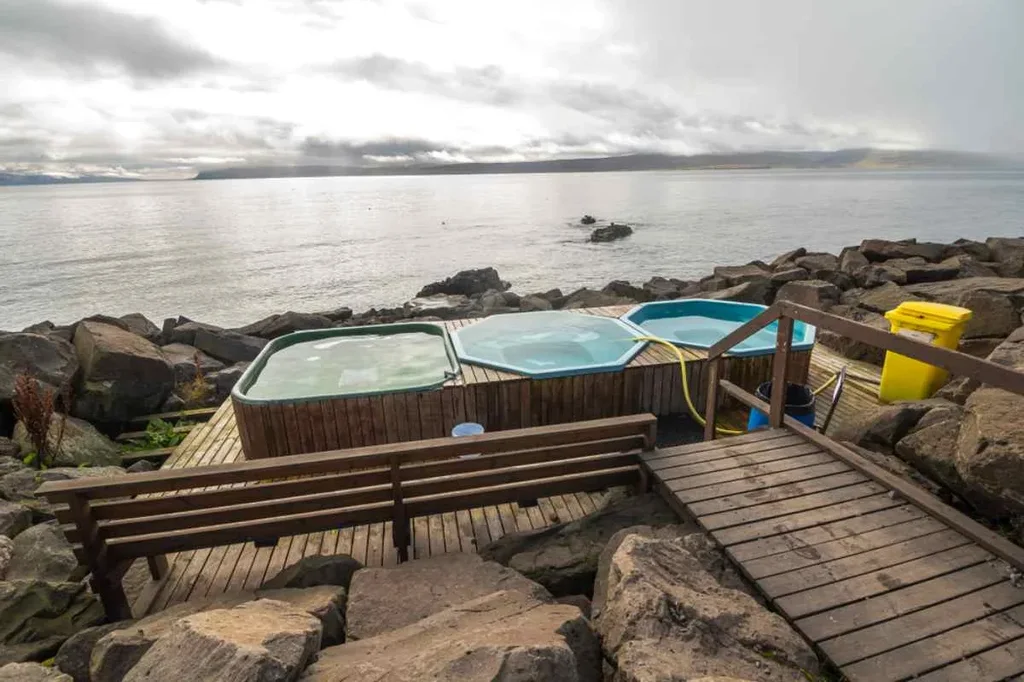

{"left": 642, "top": 277, "right": 695, "bottom": 300}
{"left": 949, "top": 238, "right": 992, "bottom": 261}
{"left": 72, "top": 322, "right": 174, "bottom": 423}
{"left": 768, "top": 247, "right": 807, "bottom": 270}
{"left": 0, "top": 500, "right": 31, "bottom": 539}
{"left": 832, "top": 400, "right": 949, "bottom": 454}
{"left": 594, "top": 534, "right": 817, "bottom": 682}
{"left": 794, "top": 252, "right": 840, "bottom": 277}
{"left": 853, "top": 263, "right": 907, "bottom": 288}
{"left": 904, "top": 278, "right": 1024, "bottom": 339}
{"left": 345, "top": 553, "right": 550, "bottom": 641}
{"left": 302, "top": 590, "right": 600, "bottom": 682}
{"left": 0, "top": 582, "right": 104, "bottom": 656}
{"left": 405, "top": 294, "right": 471, "bottom": 319}
{"left": 4, "top": 523, "right": 77, "bottom": 583}
{"left": 258, "top": 586, "right": 347, "bottom": 647}
{"left": 479, "top": 493, "right": 685, "bottom": 597}
{"left": 986, "top": 237, "right": 1024, "bottom": 276}
{"left": 845, "top": 281, "right": 921, "bottom": 314}
{"left": 159, "top": 344, "right": 224, "bottom": 384}
{"left": 769, "top": 267, "right": 810, "bottom": 285}
{"left": 0, "top": 467, "right": 126, "bottom": 522}
{"left": 0, "top": 334, "right": 79, "bottom": 404}
{"left": 121, "top": 599, "right": 321, "bottom": 682}
{"left": 262, "top": 554, "right": 362, "bottom": 591}
{"left": 0, "top": 663, "right": 72, "bottom": 681}
{"left": 884, "top": 257, "right": 960, "bottom": 284}
{"left": 233, "top": 312, "right": 332, "bottom": 339}
{"left": 602, "top": 280, "right": 653, "bottom": 303}
{"left": 519, "top": 295, "right": 553, "bottom": 312}
{"left": 894, "top": 403, "right": 967, "bottom": 495}
{"left": 956, "top": 388, "right": 1024, "bottom": 516}
{"left": 814, "top": 305, "right": 889, "bottom": 365}
{"left": 192, "top": 328, "right": 267, "bottom": 365}
{"left": 166, "top": 321, "right": 222, "bottom": 346}
{"left": 940, "top": 254, "right": 998, "bottom": 278}
{"left": 775, "top": 279, "right": 840, "bottom": 310}
{"left": 699, "top": 280, "right": 771, "bottom": 305}
{"left": 860, "top": 238, "right": 947, "bottom": 262}
{"left": 417, "top": 267, "right": 508, "bottom": 298}
{"left": 561, "top": 288, "right": 634, "bottom": 309}
{"left": 712, "top": 263, "right": 771, "bottom": 287}
{"left": 54, "top": 622, "right": 130, "bottom": 682}
{"left": 839, "top": 247, "right": 869, "bottom": 274}
{"left": 13, "top": 416, "right": 120, "bottom": 468}
{"left": 117, "top": 314, "right": 160, "bottom": 343}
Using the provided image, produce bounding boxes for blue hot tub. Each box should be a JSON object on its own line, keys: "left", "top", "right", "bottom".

{"left": 622, "top": 299, "right": 815, "bottom": 357}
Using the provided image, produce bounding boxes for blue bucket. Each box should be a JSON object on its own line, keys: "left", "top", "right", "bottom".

{"left": 748, "top": 381, "right": 816, "bottom": 430}
{"left": 451, "top": 422, "right": 485, "bottom": 437}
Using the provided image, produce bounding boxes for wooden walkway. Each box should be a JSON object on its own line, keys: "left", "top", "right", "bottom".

{"left": 644, "top": 427, "right": 1024, "bottom": 682}
{"left": 130, "top": 399, "right": 610, "bottom": 616}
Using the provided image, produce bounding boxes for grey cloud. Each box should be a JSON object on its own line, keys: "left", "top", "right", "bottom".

{"left": 300, "top": 137, "right": 446, "bottom": 162}
{"left": 0, "top": 0, "right": 223, "bottom": 78}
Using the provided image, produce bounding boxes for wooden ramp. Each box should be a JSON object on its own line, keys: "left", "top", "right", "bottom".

{"left": 643, "top": 428, "right": 1024, "bottom": 682}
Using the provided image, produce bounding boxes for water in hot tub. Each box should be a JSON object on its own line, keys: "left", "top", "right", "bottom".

{"left": 638, "top": 316, "right": 779, "bottom": 353}
{"left": 245, "top": 331, "right": 451, "bottom": 400}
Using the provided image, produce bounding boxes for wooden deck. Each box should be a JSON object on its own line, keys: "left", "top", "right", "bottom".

{"left": 131, "top": 398, "right": 612, "bottom": 615}
{"left": 644, "top": 428, "right": 1024, "bottom": 682}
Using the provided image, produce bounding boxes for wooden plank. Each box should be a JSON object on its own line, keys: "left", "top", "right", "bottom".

{"left": 644, "top": 433, "right": 804, "bottom": 466}
{"left": 306, "top": 402, "right": 328, "bottom": 453}
{"left": 128, "top": 406, "right": 219, "bottom": 426}
{"left": 663, "top": 451, "right": 834, "bottom": 490}
{"left": 381, "top": 394, "right": 403, "bottom": 444}
{"left": 914, "top": 633, "right": 1024, "bottom": 682}
{"left": 744, "top": 516, "right": 948, "bottom": 580}
{"left": 840, "top": 603, "right": 1024, "bottom": 682}
{"left": 357, "top": 397, "right": 378, "bottom": 445}
{"left": 698, "top": 480, "right": 886, "bottom": 530}
{"left": 689, "top": 471, "right": 870, "bottom": 517}
{"left": 727, "top": 504, "right": 926, "bottom": 562}
{"left": 411, "top": 515, "right": 430, "bottom": 560}
{"left": 319, "top": 401, "right": 340, "bottom": 451}
{"left": 775, "top": 543, "right": 992, "bottom": 620}
{"left": 650, "top": 442, "right": 824, "bottom": 479}
{"left": 116, "top": 424, "right": 194, "bottom": 443}
{"left": 713, "top": 493, "right": 905, "bottom": 546}
{"left": 677, "top": 460, "right": 852, "bottom": 505}
{"left": 369, "top": 397, "right": 389, "bottom": 444}
{"left": 760, "top": 528, "right": 972, "bottom": 598}
{"left": 643, "top": 429, "right": 795, "bottom": 461}
{"left": 796, "top": 560, "right": 1012, "bottom": 642}
{"left": 365, "top": 522, "right": 385, "bottom": 567}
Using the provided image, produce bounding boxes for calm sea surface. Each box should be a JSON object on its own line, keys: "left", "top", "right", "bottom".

{"left": 2, "top": 169, "right": 1022, "bottom": 330}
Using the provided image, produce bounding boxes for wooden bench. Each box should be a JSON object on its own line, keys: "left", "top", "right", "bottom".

{"left": 37, "top": 414, "right": 657, "bottom": 620}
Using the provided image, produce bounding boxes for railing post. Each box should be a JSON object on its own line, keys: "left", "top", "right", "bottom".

{"left": 703, "top": 357, "right": 723, "bottom": 440}
{"left": 390, "top": 453, "right": 410, "bottom": 562}
{"left": 769, "top": 316, "right": 794, "bottom": 428}
{"left": 67, "top": 494, "right": 132, "bottom": 621}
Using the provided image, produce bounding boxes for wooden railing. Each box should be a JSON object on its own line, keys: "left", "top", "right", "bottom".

{"left": 702, "top": 300, "right": 1024, "bottom": 439}
{"left": 700, "top": 300, "right": 1024, "bottom": 570}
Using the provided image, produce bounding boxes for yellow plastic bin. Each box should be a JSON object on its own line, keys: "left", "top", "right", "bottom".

{"left": 878, "top": 301, "right": 972, "bottom": 403}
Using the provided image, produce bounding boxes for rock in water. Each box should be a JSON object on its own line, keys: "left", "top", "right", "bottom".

{"left": 13, "top": 416, "right": 120, "bottom": 468}
{"left": 580, "top": 214, "right": 596, "bottom": 225}
{"left": 594, "top": 534, "right": 818, "bottom": 681}
{"left": 5, "top": 523, "right": 77, "bottom": 582}
{"left": 479, "top": 493, "right": 685, "bottom": 597}
{"left": 122, "top": 599, "right": 321, "bottom": 682}
{"left": 417, "top": 268, "right": 508, "bottom": 298}
{"left": 262, "top": 554, "right": 362, "bottom": 591}
{"left": 302, "top": 590, "right": 600, "bottom": 682}
{"left": 589, "top": 223, "right": 633, "bottom": 242}
{"left": 72, "top": 321, "right": 175, "bottom": 423}
{"left": 345, "top": 553, "right": 550, "bottom": 640}
{"left": 0, "top": 662, "right": 72, "bottom": 681}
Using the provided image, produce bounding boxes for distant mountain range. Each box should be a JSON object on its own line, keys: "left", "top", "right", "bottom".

{"left": 194, "top": 148, "right": 1020, "bottom": 181}
{"left": 0, "top": 173, "right": 138, "bottom": 187}
{"left": 1, "top": 149, "right": 1018, "bottom": 185}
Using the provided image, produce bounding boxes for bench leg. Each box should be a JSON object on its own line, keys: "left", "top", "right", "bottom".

{"left": 90, "top": 573, "right": 133, "bottom": 621}
{"left": 146, "top": 555, "right": 168, "bottom": 580}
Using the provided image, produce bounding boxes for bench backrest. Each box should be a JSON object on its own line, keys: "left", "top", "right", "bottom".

{"left": 38, "top": 414, "right": 657, "bottom": 568}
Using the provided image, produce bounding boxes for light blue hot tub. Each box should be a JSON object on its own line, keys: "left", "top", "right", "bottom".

{"left": 622, "top": 299, "right": 815, "bottom": 357}
{"left": 452, "top": 310, "right": 647, "bottom": 378}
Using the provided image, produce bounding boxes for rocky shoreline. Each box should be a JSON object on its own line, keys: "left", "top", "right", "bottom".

{"left": 4, "top": 234, "right": 1024, "bottom": 677}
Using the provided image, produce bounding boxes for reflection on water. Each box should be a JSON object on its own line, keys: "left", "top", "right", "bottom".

{"left": 245, "top": 331, "right": 452, "bottom": 400}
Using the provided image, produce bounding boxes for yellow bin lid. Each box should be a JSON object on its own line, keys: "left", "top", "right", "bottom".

{"left": 885, "top": 300, "right": 973, "bottom": 324}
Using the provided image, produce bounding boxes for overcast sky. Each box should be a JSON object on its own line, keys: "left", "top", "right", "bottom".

{"left": 1, "top": 0, "right": 1021, "bottom": 178}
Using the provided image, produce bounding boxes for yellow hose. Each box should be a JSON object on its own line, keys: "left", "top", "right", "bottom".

{"left": 632, "top": 335, "right": 877, "bottom": 436}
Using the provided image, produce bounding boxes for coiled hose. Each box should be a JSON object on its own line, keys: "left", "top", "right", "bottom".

{"left": 632, "top": 336, "right": 880, "bottom": 436}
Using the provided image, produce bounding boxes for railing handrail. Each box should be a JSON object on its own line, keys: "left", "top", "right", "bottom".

{"left": 707, "top": 300, "right": 1024, "bottom": 399}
